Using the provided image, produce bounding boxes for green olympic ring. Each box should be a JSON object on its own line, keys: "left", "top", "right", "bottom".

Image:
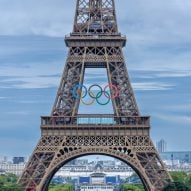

{"left": 96, "top": 91, "right": 111, "bottom": 105}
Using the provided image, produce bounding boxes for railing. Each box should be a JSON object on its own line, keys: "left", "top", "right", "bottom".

{"left": 65, "top": 34, "right": 126, "bottom": 40}
{"left": 41, "top": 114, "right": 150, "bottom": 127}
{"left": 66, "top": 33, "right": 126, "bottom": 38}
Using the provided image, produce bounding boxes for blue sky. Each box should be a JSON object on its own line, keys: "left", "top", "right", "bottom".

{"left": 0, "top": 0, "right": 191, "bottom": 158}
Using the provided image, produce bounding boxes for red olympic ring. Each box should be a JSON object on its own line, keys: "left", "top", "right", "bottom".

{"left": 104, "top": 83, "right": 119, "bottom": 99}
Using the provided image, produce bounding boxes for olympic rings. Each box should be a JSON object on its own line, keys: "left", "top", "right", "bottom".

{"left": 71, "top": 83, "right": 119, "bottom": 106}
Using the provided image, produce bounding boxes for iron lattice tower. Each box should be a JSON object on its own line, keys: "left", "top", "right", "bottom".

{"left": 18, "top": 0, "right": 172, "bottom": 190}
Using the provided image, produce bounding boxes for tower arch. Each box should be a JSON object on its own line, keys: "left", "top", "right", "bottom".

{"left": 40, "top": 149, "right": 150, "bottom": 191}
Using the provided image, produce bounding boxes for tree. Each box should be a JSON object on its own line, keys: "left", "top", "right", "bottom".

{"left": 163, "top": 172, "right": 191, "bottom": 191}
{"left": 163, "top": 182, "right": 176, "bottom": 191}
{"left": 186, "top": 173, "right": 191, "bottom": 190}
{"left": 0, "top": 173, "right": 22, "bottom": 191}
{"left": 49, "top": 184, "right": 73, "bottom": 191}
{"left": 164, "top": 181, "right": 191, "bottom": 191}
{"left": 174, "top": 181, "right": 191, "bottom": 191}
{"left": 122, "top": 184, "right": 144, "bottom": 191}
{"left": 170, "top": 172, "right": 187, "bottom": 182}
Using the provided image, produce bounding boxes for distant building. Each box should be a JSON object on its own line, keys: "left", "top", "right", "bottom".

{"left": 13, "top": 157, "right": 25, "bottom": 164}
{"left": 80, "top": 172, "right": 114, "bottom": 191}
{"left": 0, "top": 169, "right": 6, "bottom": 175}
{"left": 61, "top": 165, "right": 87, "bottom": 172}
{"left": 0, "top": 163, "right": 25, "bottom": 176}
{"left": 51, "top": 176, "right": 66, "bottom": 184}
{"left": 79, "top": 176, "right": 90, "bottom": 184}
{"left": 80, "top": 162, "right": 115, "bottom": 191}
{"left": 91, "top": 172, "right": 105, "bottom": 184}
{"left": 94, "top": 162, "right": 104, "bottom": 172}
{"left": 80, "top": 184, "right": 114, "bottom": 191}
{"left": 0, "top": 156, "right": 7, "bottom": 163}
{"left": 67, "top": 159, "right": 77, "bottom": 165}
{"left": 156, "top": 139, "right": 167, "bottom": 153}
{"left": 77, "top": 159, "right": 88, "bottom": 165}
{"left": 103, "top": 160, "right": 115, "bottom": 167}
{"left": 160, "top": 151, "right": 191, "bottom": 164}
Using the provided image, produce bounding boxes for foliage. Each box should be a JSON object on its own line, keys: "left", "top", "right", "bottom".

{"left": 163, "top": 171, "right": 191, "bottom": 191}
{"left": 163, "top": 181, "right": 191, "bottom": 191}
{"left": 124, "top": 173, "right": 141, "bottom": 183}
{"left": 123, "top": 171, "right": 191, "bottom": 191}
{"left": 170, "top": 171, "right": 187, "bottom": 182}
{"left": 0, "top": 173, "right": 73, "bottom": 191}
{"left": 48, "top": 183, "right": 73, "bottom": 191}
{"left": 121, "top": 183, "right": 144, "bottom": 191}
{"left": 0, "top": 173, "right": 22, "bottom": 191}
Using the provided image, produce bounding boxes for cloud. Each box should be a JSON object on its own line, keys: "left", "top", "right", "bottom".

{"left": 0, "top": 0, "right": 190, "bottom": 41}
{"left": 0, "top": 137, "right": 37, "bottom": 157}
{"left": 132, "top": 82, "right": 174, "bottom": 91}
{"left": 18, "top": 100, "right": 48, "bottom": 104}
{"left": 119, "top": 0, "right": 191, "bottom": 79}
{"left": 0, "top": 76, "right": 59, "bottom": 89}
{"left": 154, "top": 114, "right": 191, "bottom": 126}
{"left": 0, "top": 0, "right": 75, "bottom": 36}
{"left": 0, "top": 0, "right": 191, "bottom": 81}
{"left": 154, "top": 71, "right": 191, "bottom": 78}
{"left": 161, "top": 104, "right": 191, "bottom": 112}
{"left": 129, "top": 58, "right": 191, "bottom": 78}
{"left": 0, "top": 35, "right": 67, "bottom": 89}
{"left": 0, "top": 58, "right": 176, "bottom": 91}
{"left": 4, "top": 111, "right": 31, "bottom": 115}
{"left": 119, "top": 0, "right": 191, "bottom": 44}
{"left": 126, "top": 41, "right": 191, "bottom": 79}
{"left": 130, "top": 70, "right": 191, "bottom": 80}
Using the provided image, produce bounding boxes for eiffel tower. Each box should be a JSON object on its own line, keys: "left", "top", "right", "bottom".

{"left": 18, "top": 0, "right": 172, "bottom": 190}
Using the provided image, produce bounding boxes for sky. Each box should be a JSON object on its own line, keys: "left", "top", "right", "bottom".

{"left": 0, "top": 0, "right": 191, "bottom": 158}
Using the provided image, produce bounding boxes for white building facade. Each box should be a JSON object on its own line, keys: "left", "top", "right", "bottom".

{"left": 0, "top": 163, "right": 25, "bottom": 176}
{"left": 80, "top": 184, "right": 114, "bottom": 191}
{"left": 80, "top": 172, "right": 114, "bottom": 191}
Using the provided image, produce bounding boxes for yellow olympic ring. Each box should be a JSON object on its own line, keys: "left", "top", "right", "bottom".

{"left": 80, "top": 91, "right": 95, "bottom": 106}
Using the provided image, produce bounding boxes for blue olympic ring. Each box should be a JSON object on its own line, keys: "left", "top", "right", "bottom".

{"left": 71, "top": 83, "right": 87, "bottom": 99}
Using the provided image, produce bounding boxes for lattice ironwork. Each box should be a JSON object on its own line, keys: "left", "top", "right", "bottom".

{"left": 74, "top": 0, "right": 118, "bottom": 34}
{"left": 18, "top": 0, "right": 172, "bottom": 191}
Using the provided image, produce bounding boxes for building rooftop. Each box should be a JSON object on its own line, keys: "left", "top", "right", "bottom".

{"left": 90, "top": 172, "right": 106, "bottom": 177}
